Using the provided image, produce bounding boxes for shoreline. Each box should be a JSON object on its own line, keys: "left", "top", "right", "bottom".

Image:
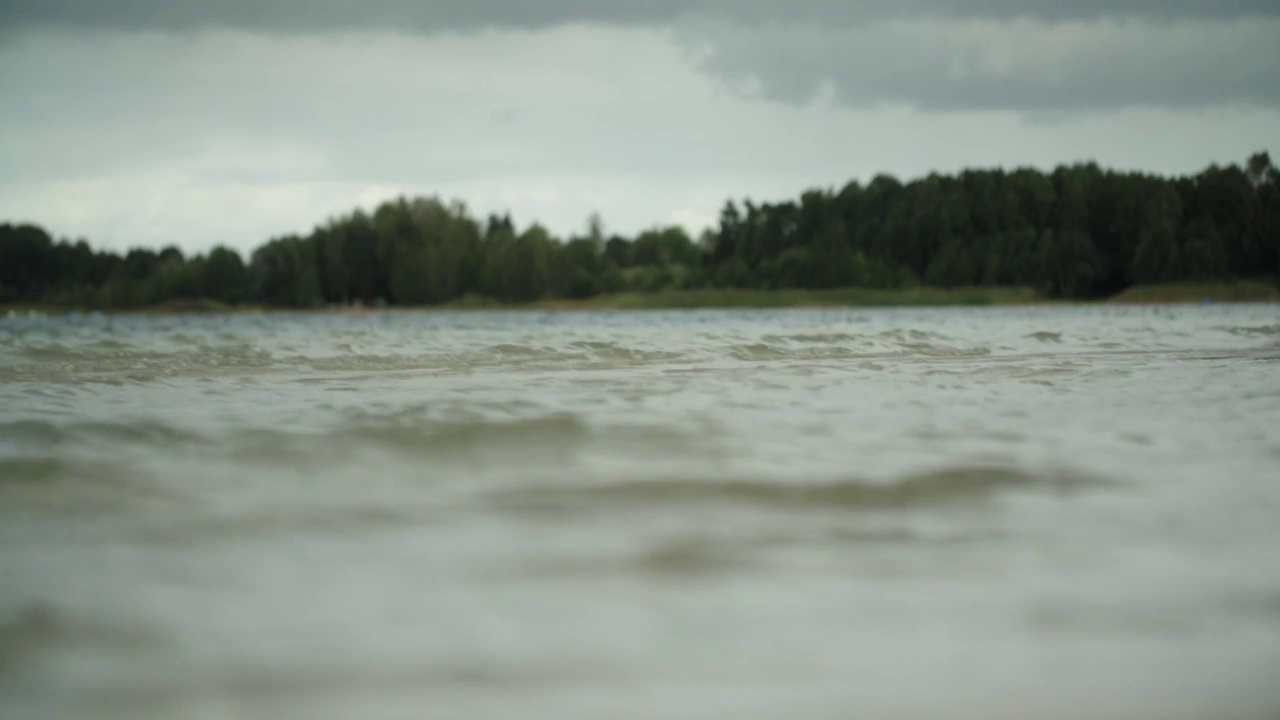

{"left": 4, "top": 281, "right": 1276, "bottom": 318}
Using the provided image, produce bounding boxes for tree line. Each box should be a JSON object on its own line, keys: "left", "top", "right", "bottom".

{"left": 3, "top": 152, "right": 1277, "bottom": 309}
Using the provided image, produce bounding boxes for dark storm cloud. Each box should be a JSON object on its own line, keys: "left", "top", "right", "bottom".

{"left": 2, "top": 0, "right": 1277, "bottom": 34}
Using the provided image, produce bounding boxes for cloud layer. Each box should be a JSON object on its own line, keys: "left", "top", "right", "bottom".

{"left": 4, "top": 1, "right": 1277, "bottom": 114}
{"left": 4, "top": 0, "right": 1278, "bottom": 33}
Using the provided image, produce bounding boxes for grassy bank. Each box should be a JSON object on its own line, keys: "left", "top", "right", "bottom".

{"left": 2, "top": 298, "right": 263, "bottom": 317}
{"left": 1, "top": 286, "right": 1039, "bottom": 317}
{"left": 7, "top": 281, "right": 1278, "bottom": 318}
{"left": 1106, "top": 280, "right": 1279, "bottom": 304}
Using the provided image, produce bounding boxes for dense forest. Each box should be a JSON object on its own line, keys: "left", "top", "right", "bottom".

{"left": 3, "top": 153, "right": 1278, "bottom": 309}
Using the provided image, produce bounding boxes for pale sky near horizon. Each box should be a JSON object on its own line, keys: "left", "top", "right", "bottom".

{"left": 1, "top": 1, "right": 1277, "bottom": 254}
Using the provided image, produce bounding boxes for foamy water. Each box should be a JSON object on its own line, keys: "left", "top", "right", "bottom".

{"left": 2, "top": 305, "right": 1279, "bottom": 720}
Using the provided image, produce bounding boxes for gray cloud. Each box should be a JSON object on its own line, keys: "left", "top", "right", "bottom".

{"left": 2, "top": 0, "right": 1278, "bottom": 35}
{"left": 4, "top": 1, "right": 1277, "bottom": 115}
{"left": 689, "top": 17, "right": 1280, "bottom": 112}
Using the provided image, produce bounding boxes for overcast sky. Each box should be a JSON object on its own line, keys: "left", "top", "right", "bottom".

{"left": 1, "top": 1, "right": 1277, "bottom": 254}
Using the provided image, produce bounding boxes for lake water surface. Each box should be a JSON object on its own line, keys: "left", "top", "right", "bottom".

{"left": 2, "top": 305, "right": 1279, "bottom": 720}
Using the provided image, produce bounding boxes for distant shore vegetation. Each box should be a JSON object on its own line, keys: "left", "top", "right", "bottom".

{"left": 3, "top": 153, "right": 1278, "bottom": 312}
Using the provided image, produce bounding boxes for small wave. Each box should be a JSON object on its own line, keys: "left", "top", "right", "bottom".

{"left": 487, "top": 466, "right": 1103, "bottom": 514}
{"left": 132, "top": 505, "right": 432, "bottom": 544}
{"left": 89, "top": 337, "right": 133, "bottom": 351}
{"left": 13, "top": 341, "right": 84, "bottom": 361}
{"left": 566, "top": 340, "right": 686, "bottom": 363}
{"left": 498, "top": 525, "right": 1022, "bottom": 582}
{"left": 728, "top": 343, "right": 794, "bottom": 361}
{"left": 0, "top": 344, "right": 275, "bottom": 382}
{"left": 223, "top": 413, "right": 712, "bottom": 468}
{"left": 728, "top": 331, "right": 986, "bottom": 362}
{"left": 484, "top": 342, "right": 561, "bottom": 358}
{"left": 0, "top": 456, "right": 182, "bottom": 513}
{"left": 1223, "top": 324, "right": 1280, "bottom": 337}
{"left": 3, "top": 323, "right": 1005, "bottom": 382}
{"left": 759, "top": 332, "right": 864, "bottom": 345}
{"left": 727, "top": 343, "right": 891, "bottom": 362}
{"left": 0, "top": 419, "right": 203, "bottom": 449}
{"left": 877, "top": 328, "right": 952, "bottom": 343}
{"left": 897, "top": 342, "right": 992, "bottom": 358}
{"left": 344, "top": 413, "right": 591, "bottom": 456}
{"left": 0, "top": 602, "right": 164, "bottom": 671}
{"left": 301, "top": 343, "right": 684, "bottom": 373}
{"left": 300, "top": 354, "right": 452, "bottom": 373}
{"left": 822, "top": 526, "right": 1010, "bottom": 546}
{"left": 1027, "top": 331, "right": 1063, "bottom": 343}
{"left": 0, "top": 416, "right": 722, "bottom": 508}
{"left": 505, "top": 536, "right": 753, "bottom": 580}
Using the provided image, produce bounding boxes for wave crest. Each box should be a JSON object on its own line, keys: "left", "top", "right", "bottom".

{"left": 487, "top": 466, "right": 1104, "bottom": 513}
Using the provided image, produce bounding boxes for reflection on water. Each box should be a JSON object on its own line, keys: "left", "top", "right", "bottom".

{"left": 2, "top": 305, "right": 1280, "bottom": 720}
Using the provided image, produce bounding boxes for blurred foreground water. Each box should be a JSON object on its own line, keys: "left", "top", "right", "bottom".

{"left": 2, "top": 304, "right": 1279, "bottom": 720}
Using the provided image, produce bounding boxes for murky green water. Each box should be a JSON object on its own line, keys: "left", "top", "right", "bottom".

{"left": 2, "top": 305, "right": 1279, "bottom": 720}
